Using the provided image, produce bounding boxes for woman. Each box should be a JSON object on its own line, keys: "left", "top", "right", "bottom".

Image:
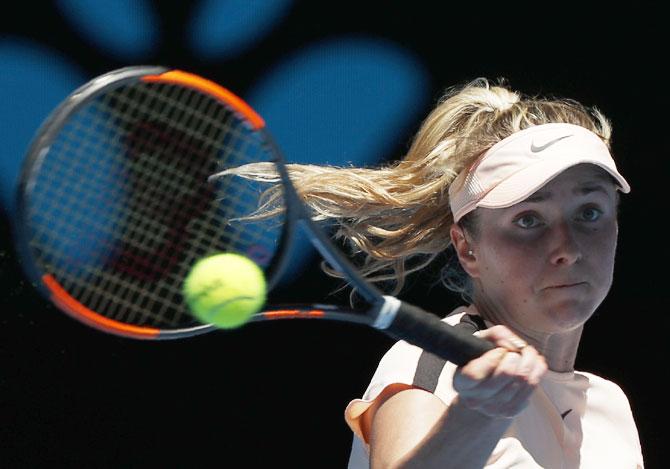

{"left": 223, "top": 78, "right": 644, "bottom": 467}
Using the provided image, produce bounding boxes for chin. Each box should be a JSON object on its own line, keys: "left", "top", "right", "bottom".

{"left": 544, "top": 299, "right": 598, "bottom": 332}
{"left": 538, "top": 284, "right": 604, "bottom": 330}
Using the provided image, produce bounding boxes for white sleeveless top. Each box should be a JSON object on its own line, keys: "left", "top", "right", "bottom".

{"left": 344, "top": 309, "right": 644, "bottom": 468}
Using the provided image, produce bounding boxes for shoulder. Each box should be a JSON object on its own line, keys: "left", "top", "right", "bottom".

{"left": 577, "top": 371, "right": 631, "bottom": 400}
{"left": 574, "top": 371, "right": 644, "bottom": 464}
{"left": 575, "top": 370, "right": 638, "bottom": 420}
{"left": 344, "top": 307, "right": 480, "bottom": 441}
{"left": 373, "top": 308, "right": 479, "bottom": 392}
{"left": 361, "top": 308, "right": 483, "bottom": 403}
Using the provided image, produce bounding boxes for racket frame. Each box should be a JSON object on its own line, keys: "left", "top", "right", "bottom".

{"left": 13, "top": 65, "right": 375, "bottom": 339}
{"left": 13, "top": 66, "right": 495, "bottom": 365}
{"left": 13, "top": 66, "right": 216, "bottom": 339}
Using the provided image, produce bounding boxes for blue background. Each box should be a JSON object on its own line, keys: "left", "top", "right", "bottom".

{"left": 1, "top": 1, "right": 666, "bottom": 467}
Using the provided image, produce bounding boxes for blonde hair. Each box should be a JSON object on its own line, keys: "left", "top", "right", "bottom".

{"left": 213, "top": 78, "right": 614, "bottom": 298}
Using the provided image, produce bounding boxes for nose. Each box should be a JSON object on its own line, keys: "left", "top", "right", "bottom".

{"left": 549, "top": 221, "right": 582, "bottom": 266}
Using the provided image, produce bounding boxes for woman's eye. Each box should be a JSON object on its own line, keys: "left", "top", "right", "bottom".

{"left": 581, "top": 206, "right": 603, "bottom": 222}
{"left": 514, "top": 214, "right": 541, "bottom": 229}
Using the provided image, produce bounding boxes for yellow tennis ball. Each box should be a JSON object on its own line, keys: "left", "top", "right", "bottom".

{"left": 182, "top": 253, "right": 266, "bottom": 329}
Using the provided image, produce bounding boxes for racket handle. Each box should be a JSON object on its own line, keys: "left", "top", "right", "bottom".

{"left": 382, "top": 299, "right": 495, "bottom": 366}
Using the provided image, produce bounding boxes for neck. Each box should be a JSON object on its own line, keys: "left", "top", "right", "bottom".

{"left": 468, "top": 299, "right": 583, "bottom": 373}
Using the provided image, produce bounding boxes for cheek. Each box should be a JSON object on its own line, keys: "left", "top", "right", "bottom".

{"left": 479, "top": 240, "right": 541, "bottom": 289}
{"left": 591, "top": 223, "right": 618, "bottom": 283}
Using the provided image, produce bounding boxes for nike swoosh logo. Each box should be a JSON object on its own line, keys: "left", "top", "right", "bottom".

{"left": 561, "top": 409, "right": 572, "bottom": 420}
{"left": 530, "top": 134, "right": 573, "bottom": 152}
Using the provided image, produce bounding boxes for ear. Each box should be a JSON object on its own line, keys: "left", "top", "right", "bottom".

{"left": 449, "top": 223, "right": 479, "bottom": 278}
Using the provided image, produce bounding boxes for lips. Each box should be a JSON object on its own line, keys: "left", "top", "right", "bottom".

{"left": 545, "top": 282, "right": 586, "bottom": 289}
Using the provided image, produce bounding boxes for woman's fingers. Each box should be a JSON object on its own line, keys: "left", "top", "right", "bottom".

{"left": 483, "top": 347, "right": 548, "bottom": 416}
{"left": 518, "top": 344, "right": 548, "bottom": 386}
{"left": 454, "top": 347, "right": 506, "bottom": 389}
{"left": 453, "top": 325, "right": 548, "bottom": 418}
{"left": 477, "top": 325, "right": 528, "bottom": 351}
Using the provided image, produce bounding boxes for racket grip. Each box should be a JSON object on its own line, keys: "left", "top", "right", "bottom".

{"left": 384, "top": 300, "right": 494, "bottom": 366}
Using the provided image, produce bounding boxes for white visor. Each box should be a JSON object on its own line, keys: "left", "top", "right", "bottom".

{"left": 448, "top": 123, "right": 630, "bottom": 223}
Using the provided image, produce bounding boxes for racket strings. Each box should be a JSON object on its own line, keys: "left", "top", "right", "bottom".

{"left": 27, "top": 79, "right": 284, "bottom": 329}
{"left": 30, "top": 85, "right": 207, "bottom": 326}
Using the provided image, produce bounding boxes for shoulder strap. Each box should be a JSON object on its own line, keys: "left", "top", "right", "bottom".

{"left": 411, "top": 313, "right": 486, "bottom": 392}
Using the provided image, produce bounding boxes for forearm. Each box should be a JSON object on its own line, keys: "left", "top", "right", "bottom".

{"left": 392, "top": 398, "right": 513, "bottom": 469}
{"left": 369, "top": 335, "right": 546, "bottom": 469}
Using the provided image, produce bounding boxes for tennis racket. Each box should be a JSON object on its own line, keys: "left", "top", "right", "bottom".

{"left": 14, "top": 65, "right": 493, "bottom": 365}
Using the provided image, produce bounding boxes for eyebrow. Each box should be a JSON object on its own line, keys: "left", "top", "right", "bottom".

{"left": 523, "top": 181, "right": 613, "bottom": 203}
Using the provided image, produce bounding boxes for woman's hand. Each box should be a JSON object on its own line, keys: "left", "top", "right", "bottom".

{"left": 453, "top": 325, "right": 548, "bottom": 419}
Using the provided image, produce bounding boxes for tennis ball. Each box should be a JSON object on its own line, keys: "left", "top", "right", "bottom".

{"left": 182, "top": 253, "right": 266, "bottom": 329}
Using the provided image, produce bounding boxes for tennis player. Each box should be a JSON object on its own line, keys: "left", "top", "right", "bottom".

{"left": 341, "top": 80, "right": 644, "bottom": 468}
{"left": 227, "top": 78, "right": 644, "bottom": 467}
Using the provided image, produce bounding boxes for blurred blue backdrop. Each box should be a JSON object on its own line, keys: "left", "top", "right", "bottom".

{"left": 0, "top": 1, "right": 429, "bottom": 282}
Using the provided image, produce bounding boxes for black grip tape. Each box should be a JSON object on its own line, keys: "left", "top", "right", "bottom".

{"left": 384, "top": 301, "right": 494, "bottom": 366}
